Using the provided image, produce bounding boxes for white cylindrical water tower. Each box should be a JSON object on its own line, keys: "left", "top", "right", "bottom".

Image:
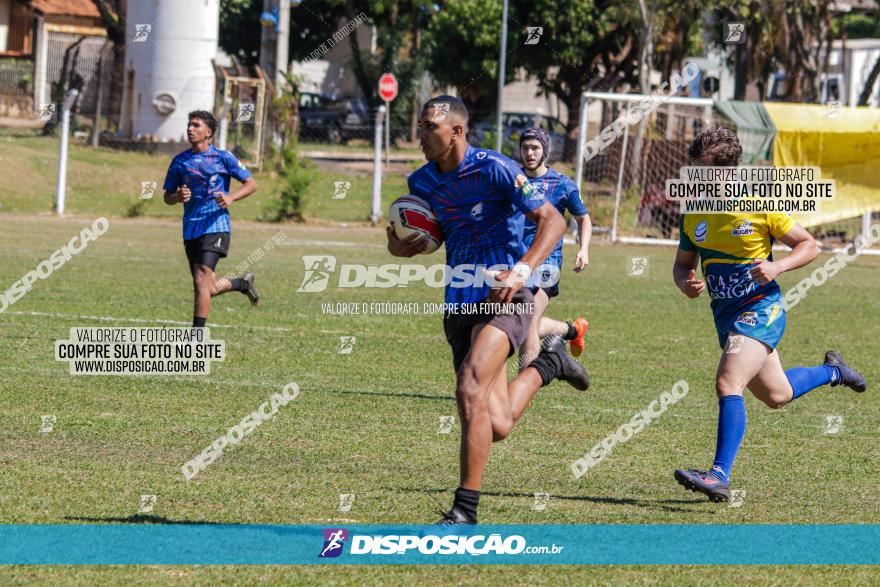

{"left": 122, "top": 0, "right": 220, "bottom": 141}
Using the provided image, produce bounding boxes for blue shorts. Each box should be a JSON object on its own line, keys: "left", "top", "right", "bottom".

{"left": 715, "top": 292, "right": 787, "bottom": 350}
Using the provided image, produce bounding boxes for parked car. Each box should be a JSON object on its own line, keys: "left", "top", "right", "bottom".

{"left": 469, "top": 112, "right": 567, "bottom": 162}
{"left": 299, "top": 92, "right": 372, "bottom": 144}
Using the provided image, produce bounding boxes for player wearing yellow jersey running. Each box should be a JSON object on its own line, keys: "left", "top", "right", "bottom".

{"left": 671, "top": 128, "right": 867, "bottom": 502}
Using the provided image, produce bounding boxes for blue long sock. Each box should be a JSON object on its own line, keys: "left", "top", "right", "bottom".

{"left": 711, "top": 396, "right": 746, "bottom": 483}
{"left": 785, "top": 365, "right": 838, "bottom": 400}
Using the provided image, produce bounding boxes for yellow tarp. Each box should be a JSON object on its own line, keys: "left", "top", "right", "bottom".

{"left": 763, "top": 102, "right": 880, "bottom": 227}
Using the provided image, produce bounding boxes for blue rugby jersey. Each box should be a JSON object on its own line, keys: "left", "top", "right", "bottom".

{"left": 407, "top": 146, "right": 549, "bottom": 306}
{"left": 163, "top": 145, "right": 252, "bottom": 240}
{"left": 521, "top": 167, "right": 588, "bottom": 269}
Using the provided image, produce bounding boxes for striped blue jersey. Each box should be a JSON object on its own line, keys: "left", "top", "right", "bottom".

{"left": 163, "top": 145, "right": 252, "bottom": 240}
{"left": 407, "top": 146, "right": 548, "bottom": 306}
{"left": 521, "top": 167, "right": 588, "bottom": 268}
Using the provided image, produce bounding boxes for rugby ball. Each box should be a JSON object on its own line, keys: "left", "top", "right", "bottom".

{"left": 389, "top": 195, "right": 444, "bottom": 254}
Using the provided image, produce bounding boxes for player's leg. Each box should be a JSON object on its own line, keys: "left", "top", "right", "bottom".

{"left": 446, "top": 325, "right": 587, "bottom": 524}
{"left": 191, "top": 248, "right": 240, "bottom": 325}
{"left": 675, "top": 333, "right": 769, "bottom": 502}
{"left": 490, "top": 343, "right": 588, "bottom": 443}
{"left": 749, "top": 348, "right": 866, "bottom": 409}
{"left": 518, "top": 288, "right": 549, "bottom": 369}
{"left": 185, "top": 240, "right": 208, "bottom": 327}
{"left": 192, "top": 255, "right": 221, "bottom": 327}
{"left": 445, "top": 323, "right": 517, "bottom": 524}
{"left": 535, "top": 283, "right": 589, "bottom": 357}
{"left": 199, "top": 233, "right": 260, "bottom": 305}
{"left": 538, "top": 314, "right": 589, "bottom": 357}
{"left": 745, "top": 349, "right": 794, "bottom": 408}
{"left": 196, "top": 254, "right": 258, "bottom": 300}
{"left": 537, "top": 315, "right": 567, "bottom": 338}
{"left": 442, "top": 296, "right": 589, "bottom": 524}
{"left": 487, "top": 348, "right": 544, "bottom": 442}
{"left": 504, "top": 287, "right": 589, "bottom": 433}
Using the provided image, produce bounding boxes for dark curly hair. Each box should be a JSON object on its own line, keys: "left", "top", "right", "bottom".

{"left": 688, "top": 127, "right": 742, "bottom": 166}
{"left": 188, "top": 110, "right": 217, "bottom": 138}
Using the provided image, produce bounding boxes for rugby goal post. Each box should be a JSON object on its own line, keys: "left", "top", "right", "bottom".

{"left": 572, "top": 91, "right": 880, "bottom": 255}
{"left": 574, "top": 92, "right": 714, "bottom": 245}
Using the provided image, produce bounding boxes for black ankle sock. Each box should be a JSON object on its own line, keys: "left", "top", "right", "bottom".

{"left": 230, "top": 277, "right": 247, "bottom": 292}
{"left": 453, "top": 487, "right": 480, "bottom": 519}
{"left": 193, "top": 317, "right": 207, "bottom": 328}
{"left": 529, "top": 348, "right": 562, "bottom": 386}
{"left": 563, "top": 321, "right": 577, "bottom": 340}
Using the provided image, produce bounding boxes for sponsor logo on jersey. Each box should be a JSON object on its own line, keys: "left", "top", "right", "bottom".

{"left": 531, "top": 181, "right": 547, "bottom": 199}
{"left": 735, "top": 311, "right": 758, "bottom": 327}
{"left": 475, "top": 151, "right": 487, "bottom": 160}
{"left": 488, "top": 154, "right": 508, "bottom": 168}
{"left": 694, "top": 220, "right": 708, "bottom": 243}
{"left": 731, "top": 219, "right": 754, "bottom": 237}
{"left": 470, "top": 202, "right": 484, "bottom": 220}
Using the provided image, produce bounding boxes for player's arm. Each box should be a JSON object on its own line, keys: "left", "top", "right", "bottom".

{"left": 522, "top": 203, "right": 567, "bottom": 270}
{"left": 216, "top": 176, "right": 257, "bottom": 209}
{"left": 163, "top": 185, "right": 190, "bottom": 205}
{"left": 162, "top": 161, "right": 189, "bottom": 205}
{"left": 674, "top": 215, "right": 704, "bottom": 298}
{"left": 673, "top": 248, "right": 705, "bottom": 298}
{"left": 573, "top": 214, "right": 591, "bottom": 272}
{"left": 387, "top": 227, "right": 428, "bottom": 257}
{"left": 215, "top": 154, "right": 258, "bottom": 209}
{"left": 749, "top": 224, "right": 819, "bottom": 285}
{"left": 566, "top": 182, "right": 591, "bottom": 272}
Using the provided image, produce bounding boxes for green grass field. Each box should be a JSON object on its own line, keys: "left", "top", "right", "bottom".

{"left": 1, "top": 209, "right": 878, "bottom": 584}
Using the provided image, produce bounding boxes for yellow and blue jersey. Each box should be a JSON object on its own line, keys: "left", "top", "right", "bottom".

{"left": 679, "top": 213, "right": 795, "bottom": 348}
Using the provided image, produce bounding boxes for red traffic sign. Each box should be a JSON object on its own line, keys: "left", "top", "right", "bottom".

{"left": 378, "top": 73, "right": 398, "bottom": 102}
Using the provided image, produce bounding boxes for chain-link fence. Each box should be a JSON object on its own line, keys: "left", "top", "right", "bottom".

{"left": 577, "top": 95, "right": 725, "bottom": 241}
{"left": 0, "top": 58, "right": 34, "bottom": 97}
{"left": 298, "top": 96, "right": 417, "bottom": 149}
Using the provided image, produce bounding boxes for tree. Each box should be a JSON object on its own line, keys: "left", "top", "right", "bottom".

{"left": 287, "top": 1, "right": 431, "bottom": 139}
{"left": 855, "top": 4, "right": 880, "bottom": 105}
{"left": 219, "top": 0, "right": 263, "bottom": 66}
{"left": 423, "top": 0, "right": 511, "bottom": 114}
{"left": 710, "top": 1, "right": 835, "bottom": 103}
{"left": 93, "top": 0, "right": 126, "bottom": 130}
{"left": 514, "top": 0, "right": 643, "bottom": 159}
{"left": 629, "top": 0, "right": 703, "bottom": 181}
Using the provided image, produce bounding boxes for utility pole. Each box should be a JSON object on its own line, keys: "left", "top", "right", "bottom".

{"left": 495, "top": 0, "right": 509, "bottom": 152}
{"left": 276, "top": 0, "right": 290, "bottom": 94}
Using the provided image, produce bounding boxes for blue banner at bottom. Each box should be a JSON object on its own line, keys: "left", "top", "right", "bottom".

{"left": 0, "top": 524, "right": 877, "bottom": 565}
